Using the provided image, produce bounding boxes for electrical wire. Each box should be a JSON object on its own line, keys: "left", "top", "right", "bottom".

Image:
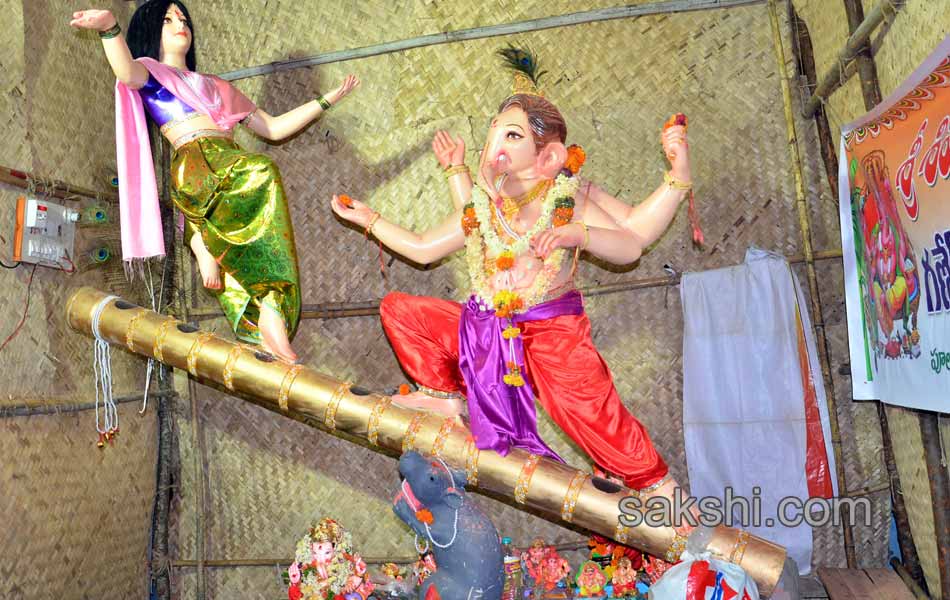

{"left": 0, "top": 264, "right": 39, "bottom": 353}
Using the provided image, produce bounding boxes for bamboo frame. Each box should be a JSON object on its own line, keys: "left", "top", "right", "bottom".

{"left": 219, "top": 0, "right": 766, "bottom": 81}
{"left": 185, "top": 249, "right": 844, "bottom": 322}
{"left": 0, "top": 390, "right": 175, "bottom": 418}
{"left": 766, "top": 0, "right": 856, "bottom": 568}
{"left": 0, "top": 165, "right": 117, "bottom": 203}
{"left": 802, "top": 0, "right": 902, "bottom": 118}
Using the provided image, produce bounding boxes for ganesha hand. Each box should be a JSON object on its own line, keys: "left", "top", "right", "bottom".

{"left": 331, "top": 194, "right": 376, "bottom": 228}
{"left": 432, "top": 130, "right": 466, "bottom": 169}
{"left": 661, "top": 125, "right": 691, "bottom": 183}
{"left": 530, "top": 223, "right": 586, "bottom": 259}
{"left": 69, "top": 9, "right": 117, "bottom": 31}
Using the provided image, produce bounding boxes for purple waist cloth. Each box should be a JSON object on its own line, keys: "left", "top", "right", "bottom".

{"left": 457, "top": 290, "right": 584, "bottom": 462}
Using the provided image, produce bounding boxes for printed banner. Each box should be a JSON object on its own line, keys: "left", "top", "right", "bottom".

{"left": 839, "top": 35, "right": 950, "bottom": 411}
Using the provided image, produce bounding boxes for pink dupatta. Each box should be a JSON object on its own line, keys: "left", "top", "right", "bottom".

{"left": 114, "top": 57, "right": 256, "bottom": 264}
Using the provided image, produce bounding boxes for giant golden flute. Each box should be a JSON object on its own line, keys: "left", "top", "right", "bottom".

{"left": 66, "top": 287, "right": 787, "bottom": 595}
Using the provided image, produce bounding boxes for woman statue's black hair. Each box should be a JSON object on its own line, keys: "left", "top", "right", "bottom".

{"left": 126, "top": 0, "right": 197, "bottom": 71}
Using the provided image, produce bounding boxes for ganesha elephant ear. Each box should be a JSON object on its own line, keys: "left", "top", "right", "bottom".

{"left": 536, "top": 141, "right": 568, "bottom": 180}
{"left": 442, "top": 486, "right": 464, "bottom": 509}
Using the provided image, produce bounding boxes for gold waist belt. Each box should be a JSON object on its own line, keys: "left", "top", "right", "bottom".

{"left": 170, "top": 128, "right": 233, "bottom": 150}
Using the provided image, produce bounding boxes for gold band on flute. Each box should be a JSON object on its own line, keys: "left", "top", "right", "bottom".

{"left": 152, "top": 318, "right": 176, "bottom": 363}
{"left": 402, "top": 413, "right": 425, "bottom": 453}
{"left": 665, "top": 532, "right": 688, "bottom": 563}
{"left": 222, "top": 345, "right": 244, "bottom": 391}
{"left": 125, "top": 310, "right": 148, "bottom": 351}
{"left": 514, "top": 454, "right": 541, "bottom": 504}
{"left": 730, "top": 529, "right": 751, "bottom": 564}
{"left": 465, "top": 436, "right": 480, "bottom": 486}
{"left": 432, "top": 417, "right": 456, "bottom": 458}
{"left": 278, "top": 364, "right": 303, "bottom": 411}
{"left": 367, "top": 396, "right": 392, "bottom": 446}
{"left": 187, "top": 332, "right": 215, "bottom": 377}
{"left": 614, "top": 522, "right": 630, "bottom": 545}
{"left": 561, "top": 471, "right": 589, "bottom": 522}
{"left": 324, "top": 381, "right": 349, "bottom": 430}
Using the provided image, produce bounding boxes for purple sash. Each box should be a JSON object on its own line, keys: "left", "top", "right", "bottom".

{"left": 458, "top": 290, "right": 584, "bottom": 462}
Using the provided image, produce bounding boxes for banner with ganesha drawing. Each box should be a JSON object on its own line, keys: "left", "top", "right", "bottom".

{"left": 838, "top": 35, "right": 950, "bottom": 411}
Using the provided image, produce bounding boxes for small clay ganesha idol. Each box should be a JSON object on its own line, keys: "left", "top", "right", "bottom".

{"left": 285, "top": 517, "right": 374, "bottom": 600}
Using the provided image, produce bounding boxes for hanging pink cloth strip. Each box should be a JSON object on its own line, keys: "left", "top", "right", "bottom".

{"left": 114, "top": 57, "right": 256, "bottom": 264}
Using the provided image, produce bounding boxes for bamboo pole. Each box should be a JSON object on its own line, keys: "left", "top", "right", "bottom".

{"left": 65, "top": 287, "right": 789, "bottom": 596}
{"left": 802, "top": 0, "right": 901, "bottom": 118}
{"left": 219, "top": 0, "right": 765, "bottom": 81}
{"left": 919, "top": 411, "right": 950, "bottom": 598}
{"left": 837, "top": 1, "right": 931, "bottom": 589}
{"left": 0, "top": 165, "right": 117, "bottom": 203}
{"left": 787, "top": 2, "right": 839, "bottom": 199}
{"left": 0, "top": 390, "right": 175, "bottom": 418}
{"left": 185, "top": 249, "right": 844, "bottom": 322}
{"left": 766, "top": 0, "right": 856, "bottom": 568}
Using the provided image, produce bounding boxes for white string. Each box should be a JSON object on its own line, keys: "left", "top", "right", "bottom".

{"left": 141, "top": 262, "right": 158, "bottom": 415}
{"left": 92, "top": 295, "right": 119, "bottom": 438}
{"left": 423, "top": 457, "right": 461, "bottom": 549}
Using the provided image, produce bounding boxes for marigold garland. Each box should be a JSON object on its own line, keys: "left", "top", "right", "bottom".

{"left": 564, "top": 144, "right": 586, "bottom": 175}
{"left": 463, "top": 173, "right": 580, "bottom": 387}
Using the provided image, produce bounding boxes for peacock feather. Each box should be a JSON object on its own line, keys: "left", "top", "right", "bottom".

{"left": 497, "top": 45, "right": 548, "bottom": 88}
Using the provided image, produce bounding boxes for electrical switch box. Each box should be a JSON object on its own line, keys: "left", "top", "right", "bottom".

{"left": 13, "top": 195, "right": 78, "bottom": 268}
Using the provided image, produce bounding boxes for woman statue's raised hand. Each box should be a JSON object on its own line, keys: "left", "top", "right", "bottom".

{"left": 69, "top": 9, "right": 117, "bottom": 31}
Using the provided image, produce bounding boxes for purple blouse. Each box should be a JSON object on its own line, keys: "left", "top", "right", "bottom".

{"left": 138, "top": 74, "right": 197, "bottom": 127}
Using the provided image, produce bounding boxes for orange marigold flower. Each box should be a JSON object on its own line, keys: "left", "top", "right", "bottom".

{"left": 398, "top": 384, "right": 411, "bottom": 395}
{"left": 564, "top": 145, "right": 587, "bottom": 174}
{"left": 496, "top": 251, "right": 515, "bottom": 271}
{"left": 415, "top": 509, "right": 434, "bottom": 525}
{"left": 663, "top": 113, "right": 688, "bottom": 131}
{"left": 339, "top": 194, "right": 355, "bottom": 208}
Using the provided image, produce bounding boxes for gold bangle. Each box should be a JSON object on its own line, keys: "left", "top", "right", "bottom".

{"left": 317, "top": 95, "right": 332, "bottom": 110}
{"left": 444, "top": 164, "right": 469, "bottom": 178}
{"left": 664, "top": 170, "right": 693, "bottom": 191}
{"left": 579, "top": 222, "right": 590, "bottom": 251}
{"left": 365, "top": 212, "right": 381, "bottom": 237}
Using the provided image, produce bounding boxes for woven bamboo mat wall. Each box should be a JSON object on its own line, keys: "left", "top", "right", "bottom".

{"left": 0, "top": 402, "right": 158, "bottom": 599}
{"left": 157, "top": 4, "right": 897, "bottom": 596}
{"left": 0, "top": 2, "right": 156, "bottom": 599}
{"left": 793, "top": 0, "right": 950, "bottom": 593}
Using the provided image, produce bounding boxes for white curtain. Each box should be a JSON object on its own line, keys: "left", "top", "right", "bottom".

{"left": 680, "top": 247, "right": 837, "bottom": 575}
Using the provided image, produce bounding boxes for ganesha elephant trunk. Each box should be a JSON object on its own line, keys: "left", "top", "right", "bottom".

{"left": 476, "top": 136, "right": 510, "bottom": 202}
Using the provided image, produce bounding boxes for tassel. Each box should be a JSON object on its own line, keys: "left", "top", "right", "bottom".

{"left": 688, "top": 189, "right": 704, "bottom": 247}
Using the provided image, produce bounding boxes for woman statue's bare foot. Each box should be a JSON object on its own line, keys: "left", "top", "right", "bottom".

{"left": 189, "top": 232, "right": 222, "bottom": 290}
{"left": 392, "top": 390, "right": 464, "bottom": 420}
{"left": 259, "top": 303, "right": 298, "bottom": 363}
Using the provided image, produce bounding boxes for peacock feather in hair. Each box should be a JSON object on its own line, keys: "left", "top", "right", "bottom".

{"left": 498, "top": 45, "right": 547, "bottom": 95}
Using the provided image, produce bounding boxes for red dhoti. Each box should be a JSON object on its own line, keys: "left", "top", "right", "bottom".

{"left": 380, "top": 291, "right": 668, "bottom": 489}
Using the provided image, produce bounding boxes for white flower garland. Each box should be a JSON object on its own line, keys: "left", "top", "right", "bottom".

{"left": 465, "top": 174, "right": 578, "bottom": 310}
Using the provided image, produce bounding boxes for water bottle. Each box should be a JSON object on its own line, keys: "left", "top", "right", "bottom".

{"left": 501, "top": 536, "right": 522, "bottom": 600}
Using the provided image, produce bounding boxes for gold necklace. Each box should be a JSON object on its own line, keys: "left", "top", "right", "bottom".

{"left": 499, "top": 179, "right": 553, "bottom": 221}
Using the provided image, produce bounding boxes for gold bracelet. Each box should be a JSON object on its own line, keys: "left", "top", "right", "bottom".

{"left": 317, "top": 95, "right": 332, "bottom": 110}
{"left": 579, "top": 222, "right": 590, "bottom": 251}
{"left": 664, "top": 170, "right": 693, "bottom": 191}
{"left": 444, "top": 164, "right": 469, "bottom": 178}
{"left": 365, "top": 212, "right": 381, "bottom": 237}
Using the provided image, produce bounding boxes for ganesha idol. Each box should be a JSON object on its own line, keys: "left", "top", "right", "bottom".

{"left": 286, "top": 518, "right": 374, "bottom": 600}
{"left": 858, "top": 152, "right": 922, "bottom": 360}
